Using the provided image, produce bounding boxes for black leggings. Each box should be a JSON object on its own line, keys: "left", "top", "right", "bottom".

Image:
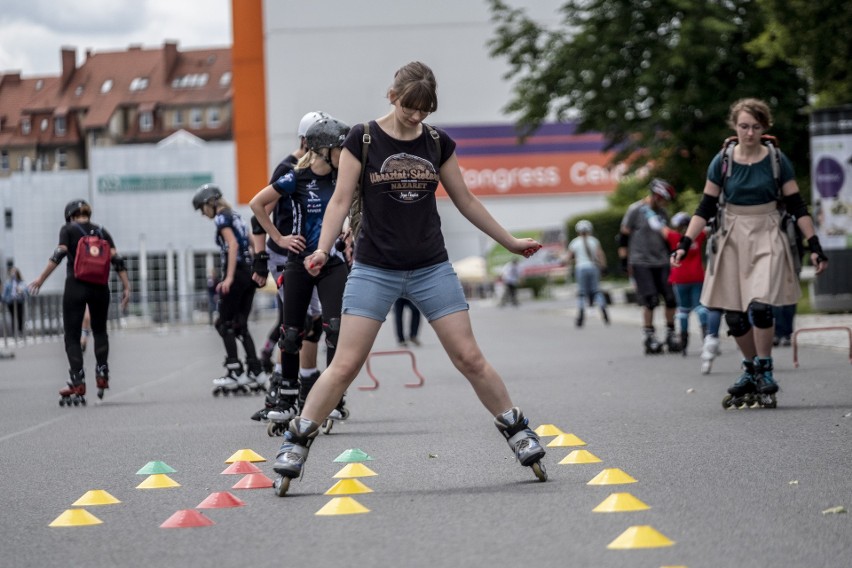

{"left": 281, "top": 259, "right": 347, "bottom": 379}
{"left": 217, "top": 266, "right": 259, "bottom": 367}
{"left": 63, "top": 278, "right": 110, "bottom": 372}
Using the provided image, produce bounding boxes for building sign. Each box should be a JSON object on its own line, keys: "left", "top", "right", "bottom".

{"left": 437, "top": 123, "right": 623, "bottom": 198}
{"left": 97, "top": 173, "right": 213, "bottom": 193}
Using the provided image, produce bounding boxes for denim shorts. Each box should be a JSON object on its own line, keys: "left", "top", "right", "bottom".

{"left": 343, "top": 261, "right": 469, "bottom": 322}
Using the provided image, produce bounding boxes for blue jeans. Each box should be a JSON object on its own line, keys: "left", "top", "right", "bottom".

{"left": 343, "top": 261, "right": 469, "bottom": 322}
{"left": 673, "top": 283, "right": 708, "bottom": 335}
{"left": 575, "top": 265, "right": 606, "bottom": 309}
{"left": 773, "top": 304, "right": 796, "bottom": 338}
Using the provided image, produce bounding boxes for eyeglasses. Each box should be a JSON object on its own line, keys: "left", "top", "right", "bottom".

{"left": 400, "top": 106, "right": 431, "bottom": 119}
{"left": 737, "top": 123, "right": 763, "bottom": 133}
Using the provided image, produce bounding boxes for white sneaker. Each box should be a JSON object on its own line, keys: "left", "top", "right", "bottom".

{"left": 700, "top": 336, "right": 720, "bottom": 375}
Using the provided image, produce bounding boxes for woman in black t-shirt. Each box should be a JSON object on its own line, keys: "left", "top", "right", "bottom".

{"left": 29, "top": 199, "right": 131, "bottom": 406}
{"left": 270, "top": 62, "right": 548, "bottom": 496}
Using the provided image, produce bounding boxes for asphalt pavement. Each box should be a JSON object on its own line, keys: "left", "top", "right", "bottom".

{"left": 1, "top": 289, "right": 850, "bottom": 568}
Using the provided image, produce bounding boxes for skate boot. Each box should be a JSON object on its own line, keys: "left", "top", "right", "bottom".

{"left": 494, "top": 407, "right": 547, "bottom": 481}
{"left": 212, "top": 360, "right": 248, "bottom": 396}
{"left": 59, "top": 369, "right": 87, "bottom": 407}
{"left": 95, "top": 364, "right": 109, "bottom": 400}
{"left": 753, "top": 357, "right": 778, "bottom": 408}
{"left": 601, "top": 306, "right": 610, "bottom": 325}
{"left": 643, "top": 327, "right": 664, "bottom": 355}
{"left": 245, "top": 361, "right": 267, "bottom": 394}
{"left": 700, "top": 335, "right": 720, "bottom": 374}
{"left": 272, "top": 417, "right": 320, "bottom": 496}
{"left": 680, "top": 330, "right": 689, "bottom": 358}
{"left": 322, "top": 390, "right": 349, "bottom": 435}
{"left": 266, "top": 376, "right": 300, "bottom": 436}
{"left": 252, "top": 370, "right": 282, "bottom": 422}
{"left": 722, "top": 359, "right": 757, "bottom": 409}
{"left": 575, "top": 309, "right": 585, "bottom": 328}
{"left": 665, "top": 327, "right": 683, "bottom": 354}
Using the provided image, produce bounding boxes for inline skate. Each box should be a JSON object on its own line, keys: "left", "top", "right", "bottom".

{"left": 751, "top": 357, "right": 778, "bottom": 408}
{"left": 575, "top": 309, "right": 585, "bottom": 328}
{"left": 95, "top": 364, "right": 110, "bottom": 400}
{"left": 722, "top": 359, "right": 757, "bottom": 409}
{"left": 212, "top": 360, "right": 250, "bottom": 396}
{"left": 322, "top": 393, "right": 349, "bottom": 434}
{"left": 494, "top": 407, "right": 547, "bottom": 481}
{"left": 272, "top": 417, "right": 320, "bottom": 496}
{"left": 679, "top": 330, "right": 689, "bottom": 357}
{"left": 259, "top": 346, "right": 275, "bottom": 375}
{"left": 700, "top": 335, "right": 720, "bottom": 374}
{"left": 252, "top": 370, "right": 283, "bottom": 422}
{"left": 266, "top": 375, "right": 300, "bottom": 436}
{"left": 59, "top": 369, "right": 86, "bottom": 407}
{"left": 643, "top": 327, "right": 664, "bottom": 355}
{"left": 244, "top": 362, "right": 267, "bottom": 395}
{"left": 665, "top": 327, "right": 683, "bottom": 354}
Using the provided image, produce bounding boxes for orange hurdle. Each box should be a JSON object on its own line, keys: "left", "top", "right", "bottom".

{"left": 359, "top": 349, "right": 426, "bottom": 391}
{"left": 791, "top": 326, "right": 852, "bottom": 368}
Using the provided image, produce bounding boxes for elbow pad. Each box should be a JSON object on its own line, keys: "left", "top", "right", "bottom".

{"left": 617, "top": 232, "right": 629, "bottom": 248}
{"left": 111, "top": 255, "right": 127, "bottom": 272}
{"left": 783, "top": 193, "right": 810, "bottom": 220}
{"left": 250, "top": 215, "right": 266, "bottom": 235}
{"left": 50, "top": 247, "right": 67, "bottom": 264}
{"left": 694, "top": 193, "right": 719, "bottom": 221}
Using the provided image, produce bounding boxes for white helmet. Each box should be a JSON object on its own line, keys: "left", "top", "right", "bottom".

{"left": 298, "top": 111, "right": 330, "bottom": 137}
{"left": 671, "top": 211, "right": 691, "bottom": 228}
{"left": 575, "top": 219, "right": 593, "bottom": 234}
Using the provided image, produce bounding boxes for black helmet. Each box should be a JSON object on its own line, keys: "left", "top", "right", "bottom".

{"left": 305, "top": 118, "right": 350, "bottom": 152}
{"left": 192, "top": 184, "right": 222, "bottom": 210}
{"left": 65, "top": 199, "right": 91, "bottom": 222}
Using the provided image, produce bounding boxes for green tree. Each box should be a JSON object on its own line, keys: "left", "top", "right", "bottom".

{"left": 747, "top": 0, "right": 852, "bottom": 108}
{"left": 488, "top": 0, "right": 810, "bottom": 191}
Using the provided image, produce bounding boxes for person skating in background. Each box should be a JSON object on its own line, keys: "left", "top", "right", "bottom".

{"left": 619, "top": 178, "right": 681, "bottom": 354}
{"left": 271, "top": 61, "right": 548, "bottom": 496}
{"left": 193, "top": 184, "right": 265, "bottom": 396}
{"left": 394, "top": 297, "right": 422, "bottom": 347}
{"left": 28, "top": 199, "right": 131, "bottom": 405}
{"left": 498, "top": 258, "right": 521, "bottom": 307}
{"left": 249, "top": 111, "right": 328, "bottom": 422}
{"left": 672, "top": 98, "right": 828, "bottom": 408}
{"left": 662, "top": 212, "right": 709, "bottom": 357}
{"left": 2, "top": 266, "right": 27, "bottom": 336}
{"left": 565, "top": 219, "right": 609, "bottom": 327}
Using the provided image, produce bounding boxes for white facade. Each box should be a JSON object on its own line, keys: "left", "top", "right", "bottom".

{"left": 261, "top": 0, "right": 609, "bottom": 260}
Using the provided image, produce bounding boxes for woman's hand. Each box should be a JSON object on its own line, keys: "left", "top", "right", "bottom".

{"left": 217, "top": 276, "right": 233, "bottom": 296}
{"left": 508, "top": 237, "right": 542, "bottom": 257}
{"left": 304, "top": 250, "right": 328, "bottom": 276}
{"left": 276, "top": 234, "right": 306, "bottom": 254}
{"left": 27, "top": 279, "right": 43, "bottom": 296}
{"left": 811, "top": 252, "right": 829, "bottom": 276}
{"left": 670, "top": 249, "right": 686, "bottom": 268}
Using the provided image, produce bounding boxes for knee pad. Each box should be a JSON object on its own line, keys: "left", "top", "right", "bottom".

{"left": 663, "top": 288, "right": 678, "bottom": 309}
{"left": 323, "top": 317, "right": 341, "bottom": 350}
{"left": 303, "top": 315, "right": 323, "bottom": 344}
{"left": 725, "top": 310, "right": 752, "bottom": 337}
{"left": 749, "top": 302, "right": 774, "bottom": 329}
{"left": 280, "top": 326, "right": 303, "bottom": 354}
{"left": 642, "top": 294, "right": 660, "bottom": 309}
{"left": 215, "top": 318, "right": 230, "bottom": 339}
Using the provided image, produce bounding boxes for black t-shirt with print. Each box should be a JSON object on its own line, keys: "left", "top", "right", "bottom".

{"left": 343, "top": 121, "right": 456, "bottom": 270}
{"left": 266, "top": 153, "right": 299, "bottom": 256}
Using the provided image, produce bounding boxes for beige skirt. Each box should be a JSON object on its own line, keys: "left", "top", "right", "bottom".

{"left": 701, "top": 202, "right": 800, "bottom": 311}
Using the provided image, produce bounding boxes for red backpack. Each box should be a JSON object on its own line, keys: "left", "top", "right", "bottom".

{"left": 73, "top": 223, "right": 111, "bottom": 284}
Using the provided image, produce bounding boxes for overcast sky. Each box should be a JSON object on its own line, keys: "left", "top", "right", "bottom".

{"left": 0, "top": 0, "right": 232, "bottom": 76}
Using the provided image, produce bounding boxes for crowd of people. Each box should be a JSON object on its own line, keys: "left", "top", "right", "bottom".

{"left": 16, "top": 68, "right": 829, "bottom": 491}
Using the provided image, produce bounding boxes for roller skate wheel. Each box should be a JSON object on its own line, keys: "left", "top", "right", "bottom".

{"left": 321, "top": 419, "right": 333, "bottom": 435}
{"left": 97, "top": 389, "right": 105, "bottom": 400}
{"left": 59, "top": 398, "right": 66, "bottom": 407}
{"left": 531, "top": 461, "right": 547, "bottom": 482}
{"left": 273, "top": 475, "right": 290, "bottom": 497}
{"left": 722, "top": 394, "right": 734, "bottom": 409}
{"left": 267, "top": 422, "right": 284, "bottom": 437}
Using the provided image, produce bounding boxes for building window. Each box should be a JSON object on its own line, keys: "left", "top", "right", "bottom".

{"left": 140, "top": 111, "right": 153, "bottom": 132}
{"left": 207, "top": 108, "right": 220, "bottom": 128}
{"left": 56, "top": 148, "right": 67, "bottom": 170}
{"left": 174, "top": 109, "right": 184, "bottom": 127}
{"left": 40, "top": 118, "right": 49, "bottom": 132}
{"left": 21, "top": 118, "right": 31, "bottom": 135}
{"left": 75, "top": 85, "right": 84, "bottom": 96}
{"left": 190, "top": 108, "right": 203, "bottom": 128}
{"left": 219, "top": 72, "right": 232, "bottom": 87}
{"left": 130, "top": 77, "right": 149, "bottom": 91}
{"left": 55, "top": 116, "right": 67, "bottom": 136}
{"left": 100, "top": 79, "right": 113, "bottom": 94}
{"left": 1, "top": 151, "right": 8, "bottom": 171}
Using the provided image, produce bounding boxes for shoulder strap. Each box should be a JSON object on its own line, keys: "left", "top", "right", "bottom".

{"left": 423, "top": 123, "right": 442, "bottom": 165}
{"left": 719, "top": 136, "right": 738, "bottom": 208}
{"left": 360, "top": 122, "right": 371, "bottom": 184}
{"left": 761, "top": 134, "right": 782, "bottom": 198}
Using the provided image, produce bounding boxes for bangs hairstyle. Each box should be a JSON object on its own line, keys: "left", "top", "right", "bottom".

{"left": 389, "top": 61, "right": 438, "bottom": 114}
{"left": 728, "top": 98, "right": 773, "bottom": 130}
{"left": 75, "top": 204, "right": 92, "bottom": 218}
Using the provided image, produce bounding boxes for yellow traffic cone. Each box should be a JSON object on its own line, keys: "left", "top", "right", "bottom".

{"left": 592, "top": 492, "right": 650, "bottom": 512}
{"left": 606, "top": 525, "right": 674, "bottom": 549}
{"left": 559, "top": 450, "right": 601, "bottom": 464}
{"left": 315, "top": 497, "right": 370, "bottom": 516}
{"left": 587, "top": 468, "right": 637, "bottom": 485}
{"left": 72, "top": 490, "right": 121, "bottom": 506}
{"left": 49, "top": 509, "right": 103, "bottom": 527}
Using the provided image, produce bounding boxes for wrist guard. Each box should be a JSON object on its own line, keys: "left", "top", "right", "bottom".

{"left": 807, "top": 236, "right": 828, "bottom": 263}
{"left": 676, "top": 236, "right": 693, "bottom": 254}
{"left": 253, "top": 251, "right": 270, "bottom": 277}
{"left": 617, "top": 232, "right": 629, "bottom": 248}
